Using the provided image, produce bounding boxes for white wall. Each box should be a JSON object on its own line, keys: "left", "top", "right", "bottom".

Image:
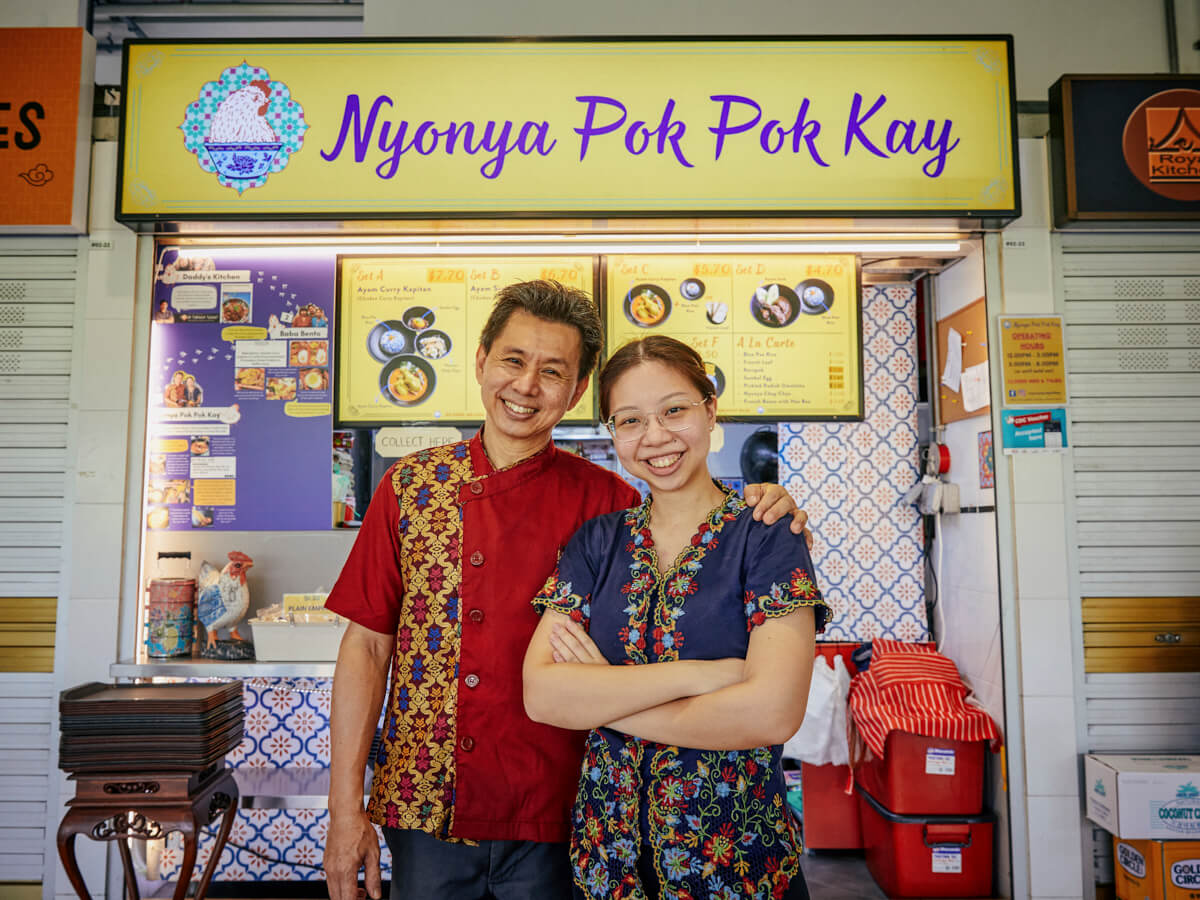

{"left": 0, "top": 0, "right": 85, "bottom": 27}
{"left": 41, "top": 142, "right": 138, "bottom": 900}
{"left": 995, "top": 139, "right": 1084, "bottom": 900}
{"left": 364, "top": 0, "right": 1182, "bottom": 100}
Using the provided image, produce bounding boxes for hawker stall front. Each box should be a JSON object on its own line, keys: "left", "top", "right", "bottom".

{"left": 93, "top": 36, "right": 1021, "bottom": 896}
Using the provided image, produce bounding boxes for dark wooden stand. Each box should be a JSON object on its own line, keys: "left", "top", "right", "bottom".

{"left": 56, "top": 765, "right": 238, "bottom": 900}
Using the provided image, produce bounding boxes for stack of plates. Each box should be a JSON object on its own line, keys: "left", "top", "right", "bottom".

{"left": 59, "top": 682, "right": 244, "bottom": 772}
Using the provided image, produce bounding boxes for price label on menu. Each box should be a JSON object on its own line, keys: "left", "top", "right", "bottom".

{"left": 606, "top": 254, "right": 862, "bottom": 420}
{"left": 336, "top": 256, "right": 596, "bottom": 425}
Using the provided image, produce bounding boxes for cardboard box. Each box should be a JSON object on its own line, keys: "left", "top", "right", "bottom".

{"left": 1113, "top": 836, "right": 1200, "bottom": 900}
{"left": 1087, "top": 755, "right": 1200, "bottom": 840}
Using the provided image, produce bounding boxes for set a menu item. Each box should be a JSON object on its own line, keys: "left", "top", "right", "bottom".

{"left": 606, "top": 254, "right": 862, "bottom": 419}
{"left": 336, "top": 256, "right": 596, "bottom": 425}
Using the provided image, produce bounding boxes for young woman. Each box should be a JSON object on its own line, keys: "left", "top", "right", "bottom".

{"left": 524, "top": 336, "right": 827, "bottom": 900}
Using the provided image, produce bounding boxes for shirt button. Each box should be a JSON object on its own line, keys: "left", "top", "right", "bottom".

{"left": 469, "top": 608, "right": 484, "bottom": 624}
{"left": 470, "top": 551, "right": 484, "bottom": 566}
{"left": 470, "top": 482, "right": 484, "bottom": 495}
{"left": 465, "top": 673, "right": 480, "bottom": 688}
{"left": 459, "top": 736, "right": 475, "bottom": 752}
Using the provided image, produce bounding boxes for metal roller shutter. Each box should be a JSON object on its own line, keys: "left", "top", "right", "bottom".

{"left": 1057, "top": 231, "right": 1200, "bottom": 890}
{"left": 0, "top": 238, "right": 77, "bottom": 885}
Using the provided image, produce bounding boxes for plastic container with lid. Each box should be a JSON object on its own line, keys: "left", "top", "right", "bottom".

{"left": 857, "top": 784, "right": 995, "bottom": 898}
{"left": 854, "top": 729, "right": 986, "bottom": 816}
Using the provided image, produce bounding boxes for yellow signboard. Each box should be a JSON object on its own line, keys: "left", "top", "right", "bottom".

{"left": 607, "top": 255, "right": 861, "bottom": 419}
{"left": 119, "top": 38, "right": 1016, "bottom": 220}
{"left": 336, "top": 256, "right": 595, "bottom": 425}
{"left": 998, "top": 315, "right": 1067, "bottom": 405}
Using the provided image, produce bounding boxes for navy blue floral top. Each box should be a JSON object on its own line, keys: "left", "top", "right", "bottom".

{"left": 533, "top": 485, "right": 827, "bottom": 900}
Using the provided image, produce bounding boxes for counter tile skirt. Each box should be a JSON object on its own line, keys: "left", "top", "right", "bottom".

{"left": 153, "top": 677, "right": 389, "bottom": 883}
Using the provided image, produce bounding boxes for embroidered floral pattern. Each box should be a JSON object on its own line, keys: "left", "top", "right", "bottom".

{"left": 537, "top": 484, "right": 827, "bottom": 899}
{"left": 745, "top": 568, "right": 822, "bottom": 631}
{"left": 366, "top": 442, "right": 473, "bottom": 837}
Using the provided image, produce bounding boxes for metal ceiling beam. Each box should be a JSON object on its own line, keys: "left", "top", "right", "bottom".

{"left": 91, "top": 3, "right": 363, "bottom": 23}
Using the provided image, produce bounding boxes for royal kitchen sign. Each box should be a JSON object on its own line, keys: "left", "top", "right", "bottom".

{"left": 1, "top": 28, "right": 95, "bottom": 232}
{"left": 1050, "top": 74, "right": 1200, "bottom": 225}
{"left": 117, "top": 37, "right": 1018, "bottom": 223}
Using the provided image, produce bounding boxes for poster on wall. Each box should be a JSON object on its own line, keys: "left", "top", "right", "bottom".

{"left": 1000, "top": 408, "right": 1069, "bottom": 454}
{"left": 606, "top": 254, "right": 862, "bottom": 420}
{"left": 146, "top": 246, "right": 335, "bottom": 531}
{"left": 999, "top": 315, "right": 1066, "bottom": 405}
{"left": 335, "top": 256, "right": 596, "bottom": 426}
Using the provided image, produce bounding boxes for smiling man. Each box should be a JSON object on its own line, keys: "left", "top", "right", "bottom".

{"left": 323, "top": 280, "right": 809, "bottom": 900}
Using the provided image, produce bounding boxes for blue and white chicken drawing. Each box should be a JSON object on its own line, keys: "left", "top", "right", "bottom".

{"left": 197, "top": 551, "right": 254, "bottom": 648}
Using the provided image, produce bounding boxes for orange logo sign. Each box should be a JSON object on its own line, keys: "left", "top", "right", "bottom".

{"left": 0, "top": 28, "right": 91, "bottom": 231}
{"left": 1122, "top": 88, "right": 1200, "bottom": 202}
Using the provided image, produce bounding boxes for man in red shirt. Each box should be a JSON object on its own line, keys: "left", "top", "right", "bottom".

{"left": 323, "top": 281, "right": 808, "bottom": 900}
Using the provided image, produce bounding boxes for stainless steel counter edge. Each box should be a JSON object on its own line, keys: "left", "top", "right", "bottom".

{"left": 110, "top": 660, "right": 338, "bottom": 678}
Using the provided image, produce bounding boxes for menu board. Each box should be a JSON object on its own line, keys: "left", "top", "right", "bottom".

{"left": 336, "top": 257, "right": 597, "bottom": 425}
{"left": 147, "top": 246, "right": 335, "bottom": 531}
{"left": 606, "top": 255, "right": 862, "bottom": 420}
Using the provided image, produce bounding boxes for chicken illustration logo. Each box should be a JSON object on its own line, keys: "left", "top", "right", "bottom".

{"left": 180, "top": 62, "right": 307, "bottom": 193}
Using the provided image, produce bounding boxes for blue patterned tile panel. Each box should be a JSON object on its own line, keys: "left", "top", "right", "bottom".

{"left": 779, "top": 285, "right": 927, "bottom": 642}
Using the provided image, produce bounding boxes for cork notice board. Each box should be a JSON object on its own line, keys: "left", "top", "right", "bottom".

{"left": 936, "top": 297, "right": 989, "bottom": 425}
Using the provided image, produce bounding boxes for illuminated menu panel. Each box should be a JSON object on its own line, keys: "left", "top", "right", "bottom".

{"left": 606, "top": 255, "right": 862, "bottom": 420}
{"left": 336, "top": 256, "right": 596, "bottom": 425}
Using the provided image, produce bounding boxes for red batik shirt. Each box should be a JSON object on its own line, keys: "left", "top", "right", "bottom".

{"left": 326, "top": 432, "right": 639, "bottom": 843}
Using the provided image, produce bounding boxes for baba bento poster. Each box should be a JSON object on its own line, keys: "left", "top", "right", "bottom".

{"left": 335, "top": 256, "right": 596, "bottom": 426}
{"left": 607, "top": 254, "right": 862, "bottom": 420}
{"left": 146, "top": 246, "right": 334, "bottom": 531}
{"left": 118, "top": 38, "right": 1016, "bottom": 219}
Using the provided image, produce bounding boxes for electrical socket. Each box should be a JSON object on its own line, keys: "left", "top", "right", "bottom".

{"left": 940, "top": 482, "right": 961, "bottom": 514}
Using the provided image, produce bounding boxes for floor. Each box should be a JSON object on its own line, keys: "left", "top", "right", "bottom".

{"left": 802, "top": 852, "right": 888, "bottom": 899}
{"left": 194, "top": 855, "right": 888, "bottom": 899}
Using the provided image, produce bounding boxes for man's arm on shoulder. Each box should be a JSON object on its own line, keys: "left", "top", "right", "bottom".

{"left": 325, "top": 622, "right": 392, "bottom": 900}
{"left": 744, "top": 482, "right": 812, "bottom": 546}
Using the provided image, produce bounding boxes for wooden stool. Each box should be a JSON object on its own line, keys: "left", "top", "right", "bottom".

{"left": 57, "top": 765, "right": 238, "bottom": 900}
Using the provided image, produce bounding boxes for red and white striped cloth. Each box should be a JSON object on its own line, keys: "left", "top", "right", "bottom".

{"left": 847, "top": 639, "right": 1003, "bottom": 761}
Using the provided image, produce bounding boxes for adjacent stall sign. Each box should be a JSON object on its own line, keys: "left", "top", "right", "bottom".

{"left": 606, "top": 254, "right": 862, "bottom": 420}
{"left": 1049, "top": 75, "right": 1200, "bottom": 226}
{"left": 1001, "top": 408, "right": 1068, "bottom": 454}
{"left": 117, "top": 38, "right": 1017, "bottom": 222}
{"left": 999, "top": 315, "right": 1066, "bottom": 405}
{"left": 0, "top": 28, "right": 95, "bottom": 232}
{"left": 146, "top": 246, "right": 335, "bottom": 531}
{"left": 336, "top": 256, "right": 596, "bottom": 426}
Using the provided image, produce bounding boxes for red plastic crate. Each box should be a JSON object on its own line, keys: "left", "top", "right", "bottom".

{"left": 857, "top": 785, "right": 994, "bottom": 898}
{"left": 800, "top": 763, "right": 861, "bottom": 849}
{"left": 854, "top": 729, "right": 986, "bottom": 815}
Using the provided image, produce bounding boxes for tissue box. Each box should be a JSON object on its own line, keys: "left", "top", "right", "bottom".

{"left": 249, "top": 617, "right": 347, "bottom": 661}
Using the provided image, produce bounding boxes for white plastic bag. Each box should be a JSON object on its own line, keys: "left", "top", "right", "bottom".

{"left": 783, "top": 654, "right": 852, "bottom": 766}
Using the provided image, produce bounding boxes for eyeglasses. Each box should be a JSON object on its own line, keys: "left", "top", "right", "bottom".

{"left": 605, "top": 398, "right": 708, "bottom": 442}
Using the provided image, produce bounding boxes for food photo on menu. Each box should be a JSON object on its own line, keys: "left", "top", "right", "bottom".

{"left": 363, "top": 303, "right": 447, "bottom": 408}
{"left": 266, "top": 376, "right": 298, "bottom": 401}
{"left": 234, "top": 367, "right": 265, "bottom": 392}
{"left": 220, "top": 288, "right": 253, "bottom": 323}
{"left": 299, "top": 367, "right": 329, "bottom": 391}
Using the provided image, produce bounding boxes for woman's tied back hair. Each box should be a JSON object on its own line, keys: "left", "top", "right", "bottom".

{"left": 598, "top": 335, "right": 715, "bottom": 421}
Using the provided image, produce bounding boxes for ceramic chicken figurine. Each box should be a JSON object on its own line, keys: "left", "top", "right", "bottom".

{"left": 197, "top": 551, "right": 254, "bottom": 654}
